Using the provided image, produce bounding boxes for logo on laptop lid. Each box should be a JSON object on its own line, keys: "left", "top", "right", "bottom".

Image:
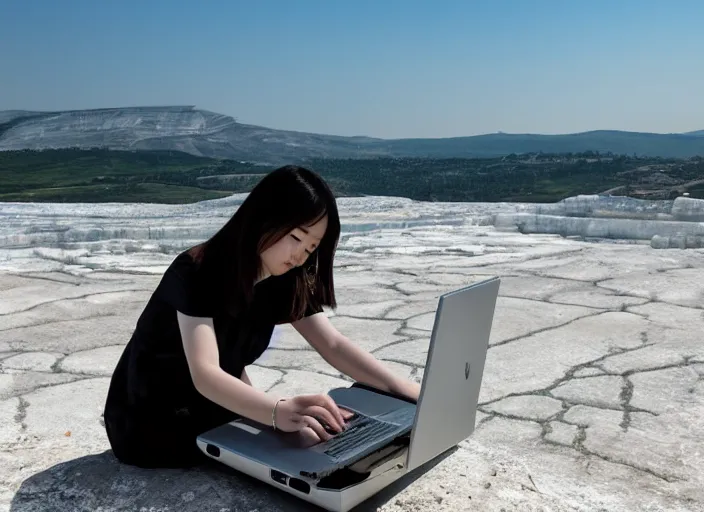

{"left": 465, "top": 362, "right": 470, "bottom": 380}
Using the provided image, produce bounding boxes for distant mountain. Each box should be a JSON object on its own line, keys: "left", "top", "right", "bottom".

{"left": 1, "top": 106, "right": 703, "bottom": 162}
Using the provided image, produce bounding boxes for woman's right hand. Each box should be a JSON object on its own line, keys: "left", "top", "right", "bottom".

{"left": 274, "top": 394, "right": 350, "bottom": 441}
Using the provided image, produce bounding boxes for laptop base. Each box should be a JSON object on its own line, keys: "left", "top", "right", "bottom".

{"left": 196, "top": 435, "right": 412, "bottom": 512}
{"left": 196, "top": 382, "right": 417, "bottom": 511}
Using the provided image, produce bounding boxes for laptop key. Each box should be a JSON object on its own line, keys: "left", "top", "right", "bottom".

{"left": 327, "top": 425, "right": 389, "bottom": 456}
{"left": 319, "top": 416, "right": 400, "bottom": 459}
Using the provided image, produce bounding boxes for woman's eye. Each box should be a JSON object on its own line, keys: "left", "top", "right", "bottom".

{"left": 291, "top": 234, "right": 301, "bottom": 242}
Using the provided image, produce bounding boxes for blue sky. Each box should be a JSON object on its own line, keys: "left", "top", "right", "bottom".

{"left": 1, "top": 0, "right": 703, "bottom": 138}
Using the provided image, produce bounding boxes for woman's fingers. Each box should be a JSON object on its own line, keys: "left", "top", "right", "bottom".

{"left": 298, "top": 426, "right": 322, "bottom": 447}
{"left": 303, "top": 416, "right": 334, "bottom": 442}
{"left": 295, "top": 394, "right": 346, "bottom": 428}
{"left": 304, "top": 405, "right": 343, "bottom": 432}
{"left": 321, "top": 394, "right": 346, "bottom": 426}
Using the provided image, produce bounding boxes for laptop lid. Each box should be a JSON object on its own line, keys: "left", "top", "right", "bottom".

{"left": 406, "top": 277, "right": 500, "bottom": 471}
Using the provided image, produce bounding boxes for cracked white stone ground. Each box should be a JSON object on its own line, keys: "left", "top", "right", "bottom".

{"left": 1, "top": 201, "right": 703, "bottom": 511}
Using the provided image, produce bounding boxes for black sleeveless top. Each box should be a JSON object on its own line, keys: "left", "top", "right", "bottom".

{"left": 103, "top": 249, "right": 321, "bottom": 466}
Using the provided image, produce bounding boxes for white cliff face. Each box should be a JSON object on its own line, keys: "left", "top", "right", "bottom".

{"left": 0, "top": 107, "right": 235, "bottom": 150}
{"left": 0, "top": 194, "right": 538, "bottom": 254}
{"left": 487, "top": 194, "right": 704, "bottom": 248}
{"left": 535, "top": 194, "right": 674, "bottom": 219}
{"left": 494, "top": 212, "right": 704, "bottom": 240}
{"left": 495, "top": 195, "right": 704, "bottom": 248}
{"left": 2, "top": 194, "right": 704, "bottom": 256}
{"left": 670, "top": 196, "right": 704, "bottom": 221}
{"left": 0, "top": 106, "right": 388, "bottom": 162}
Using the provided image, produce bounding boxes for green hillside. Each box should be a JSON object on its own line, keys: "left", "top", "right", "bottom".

{"left": 1, "top": 148, "right": 703, "bottom": 204}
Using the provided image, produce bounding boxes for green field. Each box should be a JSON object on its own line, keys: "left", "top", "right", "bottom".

{"left": 1, "top": 148, "right": 703, "bottom": 203}
{"left": 0, "top": 183, "right": 230, "bottom": 203}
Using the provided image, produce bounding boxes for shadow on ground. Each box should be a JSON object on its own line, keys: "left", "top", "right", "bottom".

{"left": 10, "top": 449, "right": 451, "bottom": 511}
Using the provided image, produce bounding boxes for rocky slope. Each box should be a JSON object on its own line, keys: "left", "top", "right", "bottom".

{"left": 2, "top": 106, "right": 704, "bottom": 163}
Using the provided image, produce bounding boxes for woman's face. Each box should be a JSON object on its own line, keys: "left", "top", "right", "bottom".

{"left": 259, "top": 215, "right": 328, "bottom": 279}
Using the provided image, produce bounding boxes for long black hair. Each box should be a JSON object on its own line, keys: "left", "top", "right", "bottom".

{"left": 190, "top": 165, "right": 340, "bottom": 322}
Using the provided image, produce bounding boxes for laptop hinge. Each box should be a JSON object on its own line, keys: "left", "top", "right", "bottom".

{"left": 349, "top": 382, "right": 418, "bottom": 405}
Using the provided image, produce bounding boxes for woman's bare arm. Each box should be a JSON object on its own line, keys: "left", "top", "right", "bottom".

{"left": 177, "top": 312, "right": 276, "bottom": 425}
{"left": 293, "top": 313, "right": 421, "bottom": 401}
{"left": 178, "top": 312, "right": 348, "bottom": 436}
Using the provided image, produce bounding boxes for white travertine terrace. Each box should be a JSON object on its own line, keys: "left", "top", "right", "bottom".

{"left": 1, "top": 193, "right": 703, "bottom": 511}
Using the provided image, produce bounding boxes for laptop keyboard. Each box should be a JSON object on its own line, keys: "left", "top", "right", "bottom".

{"left": 319, "top": 408, "right": 415, "bottom": 459}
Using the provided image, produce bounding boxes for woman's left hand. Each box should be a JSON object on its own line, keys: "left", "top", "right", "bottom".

{"left": 297, "top": 408, "right": 355, "bottom": 446}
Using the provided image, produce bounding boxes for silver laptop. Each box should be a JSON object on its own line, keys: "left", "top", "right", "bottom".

{"left": 196, "top": 276, "right": 500, "bottom": 509}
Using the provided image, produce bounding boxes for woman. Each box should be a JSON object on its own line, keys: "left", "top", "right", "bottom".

{"left": 103, "top": 165, "right": 421, "bottom": 469}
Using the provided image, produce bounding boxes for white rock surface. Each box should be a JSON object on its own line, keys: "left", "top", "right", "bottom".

{"left": 1, "top": 194, "right": 704, "bottom": 511}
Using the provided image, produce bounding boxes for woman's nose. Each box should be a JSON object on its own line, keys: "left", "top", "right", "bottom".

{"left": 291, "top": 250, "right": 306, "bottom": 266}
